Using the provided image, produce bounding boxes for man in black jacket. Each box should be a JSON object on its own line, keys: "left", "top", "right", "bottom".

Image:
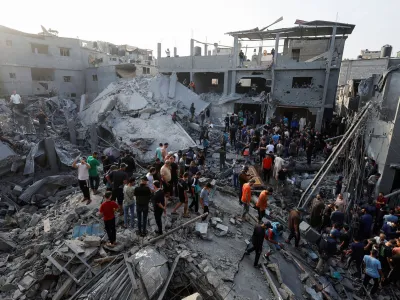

{"left": 244, "top": 221, "right": 268, "bottom": 267}
{"left": 134, "top": 176, "right": 152, "bottom": 236}
{"left": 121, "top": 151, "right": 136, "bottom": 178}
{"left": 152, "top": 181, "right": 166, "bottom": 235}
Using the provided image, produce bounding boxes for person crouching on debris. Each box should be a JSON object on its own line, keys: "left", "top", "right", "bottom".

{"left": 255, "top": 189, "right": 268, "bottom": 222}
{"left": 244, "top": 220, "right": 269, "bottom": 267}
{"left": 99, "top": 191, "right": 119, "bottom": 247}
{"left": 241, "top": 179, "right": 256, "bottom": 220}
{"left": 200, "top": 182, "right": 212, "bottom": 221}
{"left": 152, "top": 180, "right": 166, "bottom": 235}
{"left": 72, "top": 156, "right": 91, "bottom": 205}
{"left": 263, "top": 222, "right": 284, "bottom": 260}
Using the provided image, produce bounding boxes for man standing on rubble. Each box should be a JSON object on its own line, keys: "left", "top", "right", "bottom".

{"left": 121, "top": 151, "right": 136, "bottom": 178}
{"left": 310, "top": 194, "right": 325, "bottom": 229}
{"left": 242, "top": 179, "right": 256, "bottom": 220}
{"left": 107, "top": 163, "right": 128, "bottom": 213}
{"left": 99, "top": 191, "right": 119, "bottom": 247}
{"left": 316, "top": 230, "right": 339, "bottom": 273}
{"left": 286, "top": 207, "right": 303, "bottom": 248}
{"left": 161, "top": 160, "right": 172, "bottom": 201}
{"left": 152, "top": 180, "right": 166, "bottom": 235}
{"left": 72, "top": 156, "right": 91, "bottom": 204}
{"left": 87, "top": 152, "right": 101, "bottom": 195}
{"left": 10, "top": 90, "right": 22, "bottom": 111}
{"left": 200, "top": 183, "right": 212, "bottom": 221}
{"left": 36, "top": 110, "right": 48, "bottom": 137}
{"left": 171, "top": 172, "right": 190, "bottom": 217}
{"left": 161, "top": 143, "right": 169, "bottom": 162}
{"left": 134, "top": 176, "right": 152, "bottom": 236}
{"left": 190, "top": 103, "right": 195, "bottom": 121}
{"left": 155, "top": 143, "right": 163, "bottom": 162}
{"left": 239, "top": 167, "right": 251, "bottom": 205}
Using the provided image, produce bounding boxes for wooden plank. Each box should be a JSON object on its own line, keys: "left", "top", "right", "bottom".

{"left": 124, "top": 253, "right": 138, "bottom": 290}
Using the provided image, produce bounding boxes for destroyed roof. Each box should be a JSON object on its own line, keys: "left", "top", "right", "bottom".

{"left": 0, "top": 25, "right": 79, "bottom": 41}
{"left": 226, "top": 20, "right": 355, "bottom": 40}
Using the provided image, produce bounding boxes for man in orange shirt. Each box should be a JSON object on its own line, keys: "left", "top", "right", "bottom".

{"left": 242, "top": 179, "right": 256, "bottom": 219}
{"left": 256, "top": 189, "right": 268, "bottom": 222}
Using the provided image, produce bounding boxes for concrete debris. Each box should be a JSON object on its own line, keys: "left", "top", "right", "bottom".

{"left": 305, "top": 286, "right": 323, "bottom": 300}
{"left": 195, "top": 222, "right": 208, "bottom": 238}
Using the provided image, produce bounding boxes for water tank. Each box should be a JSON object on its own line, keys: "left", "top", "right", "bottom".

{"left": 194, "top": 46, "right": 201, "bottom": 56}
{"left": 380, "top": 45, "right": 392, "bottom": 58}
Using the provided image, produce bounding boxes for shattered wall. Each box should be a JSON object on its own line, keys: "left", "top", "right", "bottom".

{"left": 338, "top": 58, "right": 388, "bottom": 86}
{"left": 85, "top": 66, "right": 118, "bottom": 102}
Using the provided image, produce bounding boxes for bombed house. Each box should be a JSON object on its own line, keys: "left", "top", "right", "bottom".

{"left": 1, "top": 17, "right": 400, "bottom": 300}
{"left": 158, "top": 20, "right": 355, "bottom": 131}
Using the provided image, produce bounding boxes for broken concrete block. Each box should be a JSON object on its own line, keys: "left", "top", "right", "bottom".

{"left": 229, "top": 218, "right": 235, "bottom": 225}
{"left": 18, "top": 274, "right": 35, "bottom": 291}
{"left": 305, "top": 286, "right": 322, "bottom": 300}
{"left": 0, "top": 283, "right": 17, "bottom": 292}
{"left": 25, "top": 249, "right": 34, "bottom": 259}
{"left": 28, "top": 214, "right": 41, "bottom": 227}
{"left": 65, "top": 212, "right": 78, "bottom": 223}
{"left": 267, "top": 263, "right": 283, "bottom": 284}
{"left": 278, "top": 288, "right": 289, "bottom": 300}
{"left": 74, "top": 206, "right": 89, "bottom": 216}
{"left": 41, "top": 289, "right": 49, "bottom": 299}
{"left": 0, "top": 232, "right": 16, "bottom": 252}
{"left": 299, "top": 272, "right": 309, "bottom": 282}
{"left": 299, "top": 221, "right": 310, "bottom": 233}
{"left": 83, "top": 236, "right": 101, "bottom": 248}
{"left": 216, "top": 224, "right": 229, "bottom": 232}
{"left": 12, "top": 185, "right": 23, "bottom": 196}
{"left": 210, "top": 217, "right": 222, "bottom": 227}
{"left": 13, "top": 288, "right": 23, "bottom": 299}
{"left": 195, "top": 222, "right": 208, "bottom": 237}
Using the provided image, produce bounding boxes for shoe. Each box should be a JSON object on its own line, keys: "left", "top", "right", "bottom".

{"left": 254, "top": 263, "right": 261, "bottom": 268}
{"left": 155, "top": 230, "right": 163, "bottom": 235}
{"left": 263, "top": 252, "right": 271, "bottom": 261}
{"left": 244, "top": 251, "right": 250, "bottom": 256}
{"left": 182, "top": 213, "right": 191, "bottom": 218}
{"left": 86, "top": 199, "right": 92, "bottom": 205}
{"left": 81, "top": 197, "right": 88, "bottom": 202}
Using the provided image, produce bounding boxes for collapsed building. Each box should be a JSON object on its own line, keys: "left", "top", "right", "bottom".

{"left": 157, "top": 20, "right": 355, "bottom": 131}
{"left": 0, "top": 25, "right": 157, "bottom": 102}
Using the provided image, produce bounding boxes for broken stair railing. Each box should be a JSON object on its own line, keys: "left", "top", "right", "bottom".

{"left": 298, "top": 103, "right": 371, "bottom": 208}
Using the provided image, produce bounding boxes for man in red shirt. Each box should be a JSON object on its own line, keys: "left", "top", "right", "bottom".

{"left": 376, "top": 193, "right": 387, "bottom": 210}
{"left": 99, "top": 191, "right": 119, "bottom": 247}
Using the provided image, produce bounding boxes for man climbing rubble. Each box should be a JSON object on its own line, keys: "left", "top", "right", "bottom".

{"left": 239, "top": 166, "right": 251, "bottom": 205}
{"left": 286, "top": 207, "right": 304, "bottom": 248}
{"left": 255, "top": 189, "right": 268, "bottom": 222}
{"left": 263, "top": 222, "right": 284, "bottom": 260}
{"left": 244, "top": 220, "right": 270, "bottom": 267}
{"left": 36, "top": 110, "right": 48, "bottom": 137}
{"left": 72, "top": 156, "right": 91, "bottom": 205}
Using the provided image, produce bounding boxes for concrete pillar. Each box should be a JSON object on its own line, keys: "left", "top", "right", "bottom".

{"left": 208, "top": 50, "right": 211, "bottom": 56}
{"left": 168, "top": 72, "right": 177, "bottom": 99}
{"left": 273, "top": 33, "right": 280, "bottom": 65}
{"left": 79, "top": 94, "right": 86, "bottom": 113}
{"left": 223, "top": 71, "right": 229, "bottom": 95}
{"left": 190, "top": 72, "right": 193, "bottom": 82}
{"left": 67, "top": 119, "right": 77, "bottom": 145}
{"left": 232, "top": 37, "right": 238, "bottom": 68}
{"left": 258, "top": 46, "right": 262, "bottom": 65}
{"left": 204, "top": 44, "right": 208, "bottom": 57}
{"left": 173, "top": 47, "right": 177, "bottom": 57}
{"left": 44, "top": 138, "right": 59, "bottom": 173}
{"left": 190, "top": 39, "right": 194, "bottom": 56}
{"left": 157, "top": 43, "right": 161, "bottom": 60}
{"left": 230, "top": 70, "right": 237, "bottom": 95}
{"left": 89, "top": 124, "right": 98, "bottom": 153}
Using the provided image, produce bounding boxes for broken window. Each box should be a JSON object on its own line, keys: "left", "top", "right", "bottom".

{"left": 238, "top": 78, "right": 251, "bottom": 87}
{"left": 63, "top": 76, "right": 71, "bottom": 82}
{"left": 9, "top": 73, "right": 16, "bottom": 79}
{"left": 31, "top": 43, "right": 49, "bottom": 54}
{"left": 292, "top": 77, "right": 313, "bottom": 88}
{"left": 70, "top": 93, "right": 77, "bottom": 97}
{"left": 60, "top": 48, "right": 70, "bottom": 56}
{"left": 292, "top": 48, "right": 300, "bottom": 62}
{"left": 109, "top": 57, "right": 117, "bottom": 61}
{"left": 6, "top": 40, "right": 12, "bottom": 47}
{"left": 31, "top": 68, "right": 54, "bottom": 81}
{"left": 92, "top": 75, "right": 98, "bottom": 81}
{"left": 39, "top": 82, "right": 48, "bottom": 90}
{"left": 211, "top": 79, "right": 218, "bottom": 85}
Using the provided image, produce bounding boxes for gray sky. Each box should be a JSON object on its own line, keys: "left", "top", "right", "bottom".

{"left": 2, "top": 0, "right": 398, "bottom": 59}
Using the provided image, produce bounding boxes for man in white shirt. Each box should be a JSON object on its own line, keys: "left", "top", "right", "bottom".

{"left": 146, "top": 167, "right": 156, "bottom": 192}
{"left": 266, "top": 141, "right": 275, "bottom": 153}
{"left": 72, "top": 156, "right": 91, "bottom": 204}
{"left": 10, "top": 90, "right": 22, "bottom": 110}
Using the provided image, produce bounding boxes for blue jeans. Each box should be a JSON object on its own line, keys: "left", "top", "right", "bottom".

{"left": 233, "top": 173, "right": 239, "bottom": 188}
{"left": 123, "top": 203, "right": 135, "bottom": 228}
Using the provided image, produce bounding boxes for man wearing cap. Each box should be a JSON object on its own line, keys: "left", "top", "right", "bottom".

{"left": 286, "top": 207, "right": 303, "bottom": 248}
{"left": 107, "top": 163, "right": 128, "bottom": 213}
{"left": 241, "top": 179, "right": 255, "bottom": 219}
{"left": 238, "top": 166, "right": 251, "bottom": 205}
{"left": 134, "top": 176, "right": 152, "bottom": 236}
{"left": 245, "top": 221, "right": 269, "bottom": 267}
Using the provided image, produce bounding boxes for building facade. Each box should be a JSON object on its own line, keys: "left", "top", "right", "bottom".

{"left": 157, "top": 20, "right": 355, "bottom": 130}
{"left": 0, "top": 25, "right": 157, "bottom": 102}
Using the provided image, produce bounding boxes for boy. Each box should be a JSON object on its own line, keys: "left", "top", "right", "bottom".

{"left": 99, "top": 191, "right": 119, "bottom": 247}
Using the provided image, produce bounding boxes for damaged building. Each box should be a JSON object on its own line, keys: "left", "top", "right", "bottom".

{"left": 0, "top": 25, "right": 157, "bottom": 102}
{"left": 157, "top": 20, "right": 355, "bottom": 130}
